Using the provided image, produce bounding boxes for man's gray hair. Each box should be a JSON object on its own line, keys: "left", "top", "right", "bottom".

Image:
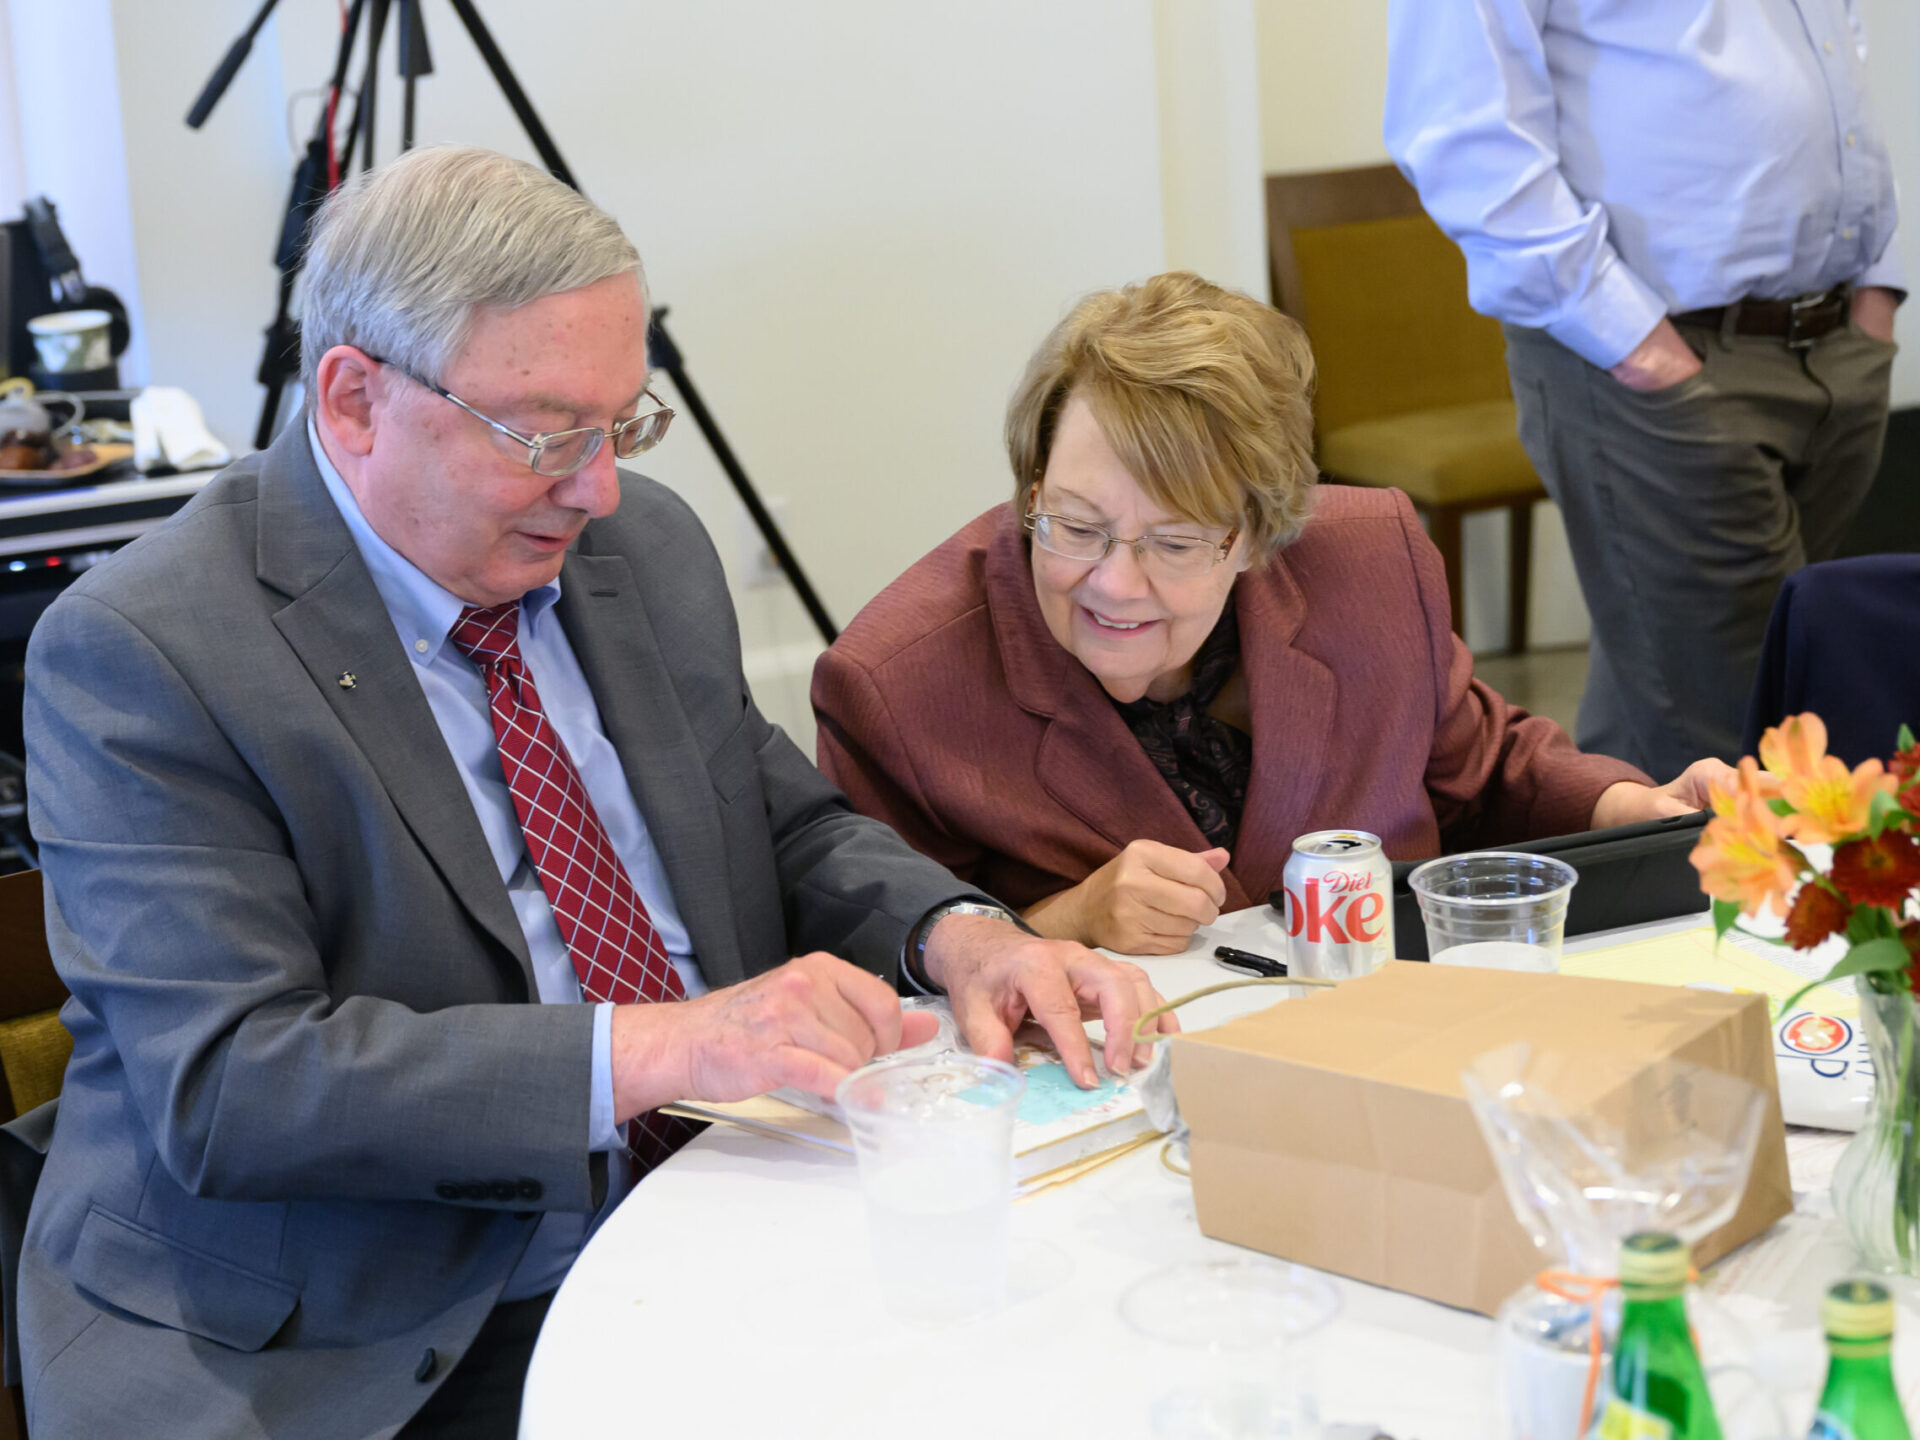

{"left": 299, "top": 145, "right": 645, "bottom": 396}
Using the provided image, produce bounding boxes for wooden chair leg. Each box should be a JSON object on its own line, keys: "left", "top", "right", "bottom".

{"left": 1428, "top": 505, "right": 1466, "bottom": 639}
{"left": 1507, "top": 498, "right": 1533, "bottom": 655}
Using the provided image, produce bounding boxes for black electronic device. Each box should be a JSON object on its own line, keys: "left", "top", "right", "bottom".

{"left": 0, "top": 200, "right": 132, "bottom": 386}
{"left": 185, "top": 0, "right": 840, "bottom": 644}
{"left": 1382, "top": 812, "right": 1713, "bottom": 961}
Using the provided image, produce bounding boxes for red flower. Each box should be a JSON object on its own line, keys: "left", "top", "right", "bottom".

{"left": 1784, "top": 882, "right": 1852, "bottom": 950}
{"left": 1891, "top": 743, "right": 1920, "bottom": 784}
{"left": 1830, "top": 831, "right": 1920, "bottom": 908}
{"left": 1902, "top": 923, "right": 1920, "bottom": 993}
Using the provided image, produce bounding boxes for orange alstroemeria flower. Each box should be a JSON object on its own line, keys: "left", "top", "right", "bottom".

{"left": 1710, "top": 756, "right": 1782, "bottom": 818}
{"left": 1691, "top": 788, "right": 1799, "bottom": 917}
{"left": 1759, "top": 713, "right": 1831, "bottom": 788}
{"left": 1757, "top": 713, "right": 1893, "bottom": 846}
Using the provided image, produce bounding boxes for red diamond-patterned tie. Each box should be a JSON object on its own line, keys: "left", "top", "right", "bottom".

{"left": 450, "top": 601, "right": 701, "bottom": 1175}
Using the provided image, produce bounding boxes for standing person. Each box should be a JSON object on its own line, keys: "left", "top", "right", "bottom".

{"left": 1386, "top": 0, "right": 1903, "bottom": 779}
{"left": 16, "top": 146, "right": 1166, "bottom": 1440}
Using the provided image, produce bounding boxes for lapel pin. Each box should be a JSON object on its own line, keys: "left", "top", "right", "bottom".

{"left": 337, "top": 671, "right": 358, "bottom": 690}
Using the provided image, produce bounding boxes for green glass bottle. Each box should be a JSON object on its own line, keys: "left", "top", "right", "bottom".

{"left": 1809, "top": 1279, "right": 1912, "bottom": 1440}
{"left": 1594, "top": 1231, "right": 1723, "bottom": 1440}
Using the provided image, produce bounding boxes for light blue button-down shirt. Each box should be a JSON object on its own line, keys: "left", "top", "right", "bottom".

{"left": 1385, "top": 0, "right": 1903, "bottom": 369}
{"left": 309, "top": 422, "right": 705, "bottom": 1299}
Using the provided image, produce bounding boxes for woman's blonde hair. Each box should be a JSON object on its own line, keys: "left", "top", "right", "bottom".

{"left": 1005, "top": 272, "right": 1317, "bottom": 559}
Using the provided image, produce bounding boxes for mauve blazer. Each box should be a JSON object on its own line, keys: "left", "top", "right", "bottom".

{"left": 812, "top": 485, "right": 1650, "bottom": 914}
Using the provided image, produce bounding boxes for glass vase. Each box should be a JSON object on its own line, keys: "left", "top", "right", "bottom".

{"left": 1835, "top": 987, "right": 1920, "bottom": 1274}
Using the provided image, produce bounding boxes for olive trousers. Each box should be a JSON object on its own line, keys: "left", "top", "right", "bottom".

{"left": 1505, "top": 316, "right": 1896, "bottom": 781}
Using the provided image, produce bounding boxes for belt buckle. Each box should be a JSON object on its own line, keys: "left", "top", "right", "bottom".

{"left": 1784, "top": 290, "right": 1835, "bottom": 350}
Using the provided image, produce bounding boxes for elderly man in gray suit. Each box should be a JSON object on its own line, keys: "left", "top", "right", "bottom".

{"left": 16, "top": 146, "right": 1170, "bottom": 1439}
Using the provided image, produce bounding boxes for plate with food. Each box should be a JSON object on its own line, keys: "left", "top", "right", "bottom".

{"left": 0, "top": 378, "right": 132, "bottom": 486}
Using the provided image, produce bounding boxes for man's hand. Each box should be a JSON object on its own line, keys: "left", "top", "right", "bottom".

{"left": 1022, "top": 839, "right": 1231, "bottom": 955}
{"left": 1590, "top": 758, "right": 1739, "bottom": 828}
{"left": 608, "top": 953, "right": 939, "bottom": 1122}
{"left": 922, "top": 912, "right": 1177, "bottom": 1087}
{"left": 1608, "top": 317, "right": 1704, "bottom": 393}
{"left": 1853, "top": 285, "right": 1900, "bottom": 343}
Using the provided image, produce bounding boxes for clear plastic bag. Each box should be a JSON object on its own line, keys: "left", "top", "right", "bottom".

{"left": 1462, "top": 1043, "right": 1778, "bottom": 1440}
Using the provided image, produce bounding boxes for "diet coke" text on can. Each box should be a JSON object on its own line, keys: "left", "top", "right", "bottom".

{"left": 1281, "top": 829, "right": 1394, "bottom": 979}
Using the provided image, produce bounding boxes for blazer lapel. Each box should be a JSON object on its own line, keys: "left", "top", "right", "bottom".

{"left": 1230, "top": 549, "right": 1337, "bottom": 898}
{"left": 553, "top": 551, "right": 742, "bottom": 986}
{"left": 256, "top": 427, "right": 534, "bottom": 990}
{"left": 981, "top": 512, "right": 1212, "bottom": 867}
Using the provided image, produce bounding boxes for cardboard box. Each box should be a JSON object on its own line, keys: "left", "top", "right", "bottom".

{"left": 1171, "top": 961, "right": 1793, "bottom": 1316}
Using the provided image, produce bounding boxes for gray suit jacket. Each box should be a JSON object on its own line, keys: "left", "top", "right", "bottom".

{"left": 17, "top": 424, "right": 974, "bottom": 1438}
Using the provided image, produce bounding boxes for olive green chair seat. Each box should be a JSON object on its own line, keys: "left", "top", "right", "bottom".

{"left": 0, "top": 869, "right": 67, "bottom": 1440}
{"left": 1266, "top": 166, "right": 1548, "bottom": 653}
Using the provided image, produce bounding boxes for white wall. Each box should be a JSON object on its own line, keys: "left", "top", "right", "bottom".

{"left": 1861, "top": 0, "right": 1920, "bottom": 405}
{"left": 1154, "top": 0, "right": 1267, "bottom": 300}
{"left": 97, "top": 0, "right": 1168, "bottom": 750}
{"left": 1254, "top": 0, "right": 1920, "bottom": 654}
{"left": 7, "top": 0, "right": 149, "bottom": 386}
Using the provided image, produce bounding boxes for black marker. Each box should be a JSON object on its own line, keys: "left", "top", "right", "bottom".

{"left": 1212, "top": 945, "right": 1288, "bottom": 978}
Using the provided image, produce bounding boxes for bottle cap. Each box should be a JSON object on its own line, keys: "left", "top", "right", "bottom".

{"left": 1618, "top": 1231, "right": 1690, "bottom": 1288}
{"left": 1824, "top": 1279, "right": 1896, "bottom": 1341}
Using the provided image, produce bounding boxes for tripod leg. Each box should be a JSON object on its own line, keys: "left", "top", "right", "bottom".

{"left": 649, "top": 315, "right": 839, "bottom": 644}
{"left": 349, "top": 0, "right": 391, "bottom": 173}
{"left": 443, "top": 0, "right": 575, "bottom": 186}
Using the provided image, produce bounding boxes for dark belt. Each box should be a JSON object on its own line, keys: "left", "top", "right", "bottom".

{"left": 1671, "top": 285, "right": 1851, "bottom": 350}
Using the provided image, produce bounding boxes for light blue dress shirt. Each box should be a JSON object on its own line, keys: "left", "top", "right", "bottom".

{"left": 1384, "top": 0, "right": 1903, "bottom": 369}
{"left": 309, "top": 422, "right": 705, "bottom": 1300}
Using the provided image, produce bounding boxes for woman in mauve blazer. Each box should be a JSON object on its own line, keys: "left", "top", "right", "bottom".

{"left": 812, "top": 274, "right": 1726, "bottom": 955}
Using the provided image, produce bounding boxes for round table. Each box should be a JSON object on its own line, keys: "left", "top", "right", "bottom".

{"left": 519, "top": 907, "right": 1885, "bottom": 1439}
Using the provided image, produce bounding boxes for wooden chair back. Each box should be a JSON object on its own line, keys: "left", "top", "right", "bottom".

{"left": 1265, "top": 164, "right": 1512, "bottom": 437}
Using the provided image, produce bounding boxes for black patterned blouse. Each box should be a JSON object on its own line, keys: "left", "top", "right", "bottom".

{"left": 1111, "top": 605, "right": 1252, "bottom": 851}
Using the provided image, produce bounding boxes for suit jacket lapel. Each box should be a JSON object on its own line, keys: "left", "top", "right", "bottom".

{"left": 1231, "top": 547, "right": 1337, "bottom": 898}
{"left": 553, "top": 551, "right": 742, "bottom": 987}
{"left": 255, "top": 426, "right": 534, "bottom": 991}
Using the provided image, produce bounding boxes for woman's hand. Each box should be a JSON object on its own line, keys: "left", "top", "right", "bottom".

{"left": 1022, "top": 839, "right": 1231, "bottom": 955}
{"left": 1589, "top": 758, "right": 1739, "bottom": 828}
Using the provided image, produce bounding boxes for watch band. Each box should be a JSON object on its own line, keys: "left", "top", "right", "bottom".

{"left": 905, "top": 899, "right": 1027, "bottom": 993}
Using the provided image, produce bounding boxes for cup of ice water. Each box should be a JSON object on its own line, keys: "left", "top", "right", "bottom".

{"left": 836, "top": 1053, "right": 1025, "bottom": 1325}
{"left": 1407, "top": 851, "right": 1578, "bottom": 973}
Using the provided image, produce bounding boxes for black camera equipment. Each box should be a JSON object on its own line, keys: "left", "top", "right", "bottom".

{"left": 187, "top": 0, "right": 838, "bottom": 643}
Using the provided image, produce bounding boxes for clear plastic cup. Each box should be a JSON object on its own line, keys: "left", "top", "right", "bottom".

{"left": 835, "top": 1053, "right": 1025, "bottom": 1325}
{"left": 1407, "top": 851, "right": 1579, "bottom": 973}
{"left": 1119, "top": 1258, "right": 1342, "bottom": 1438}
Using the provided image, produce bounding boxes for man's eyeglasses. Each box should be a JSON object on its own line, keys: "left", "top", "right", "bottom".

{"left": 365, "top": 353, "right": 674, "bottom": 478}
{"left": 1024, "top": 494, "right": 1238, "bottom": 579}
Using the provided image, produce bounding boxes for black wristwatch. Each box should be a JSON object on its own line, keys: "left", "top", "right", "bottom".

{"left": 904, "top": 899, "right": 1030, "bottom": 993}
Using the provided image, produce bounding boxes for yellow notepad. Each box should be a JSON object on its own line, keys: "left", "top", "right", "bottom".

{"left": 1559, "top": 923, "right": 1856, "bottom": 1019}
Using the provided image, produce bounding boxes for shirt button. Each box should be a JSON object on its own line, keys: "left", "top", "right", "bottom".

{"left": 1843, "top": 227, "right": 1856, "bottom": 240}
{"left": 414, "top": 638, "right": 429, "bottom": 654}
{"left": 415, "top": 1348, "right": 437, "bottom": 1383}
{"left": 1824, "top": 40, "right": 1834, "bottom": 54}
{"left": 1846, "top": 132, "right": 1856, "bottom": 147}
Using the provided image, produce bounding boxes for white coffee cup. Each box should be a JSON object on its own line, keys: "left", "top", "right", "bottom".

{"left": 27, "top": 310, "right": 112, "bottom": 375}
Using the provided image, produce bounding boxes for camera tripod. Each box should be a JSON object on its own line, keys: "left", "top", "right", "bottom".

{"left": 188, "top": 0, "right": 838, "bottom": 643}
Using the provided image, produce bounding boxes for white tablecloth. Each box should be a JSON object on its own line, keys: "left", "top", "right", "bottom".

{"left": 519, "top": 906, "right": 1910, "bottom": 1439}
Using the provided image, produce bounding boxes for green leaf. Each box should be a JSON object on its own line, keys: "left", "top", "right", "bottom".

{"left": 1899, "top": 723, "right": 1916, "bottom": 752}
{"left": 1768, "top": 798, "right": 1796, "bottom": 818}
{"left": 1779, "top": 937, "right": 1913, "bottom": 1013}
{"left": 1711, "top": 898, "right": 1742, "bottom": 948}
{"left": 1848, "top": 905, "right": 1897, "bottom": 945}
{"left": 1869, "top": 788, "right": 1912, "bottom": 840}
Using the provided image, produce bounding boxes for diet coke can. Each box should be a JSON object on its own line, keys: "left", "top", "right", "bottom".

{"left": 1282, "top": 829, "right": 1394, "bottom": 979}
